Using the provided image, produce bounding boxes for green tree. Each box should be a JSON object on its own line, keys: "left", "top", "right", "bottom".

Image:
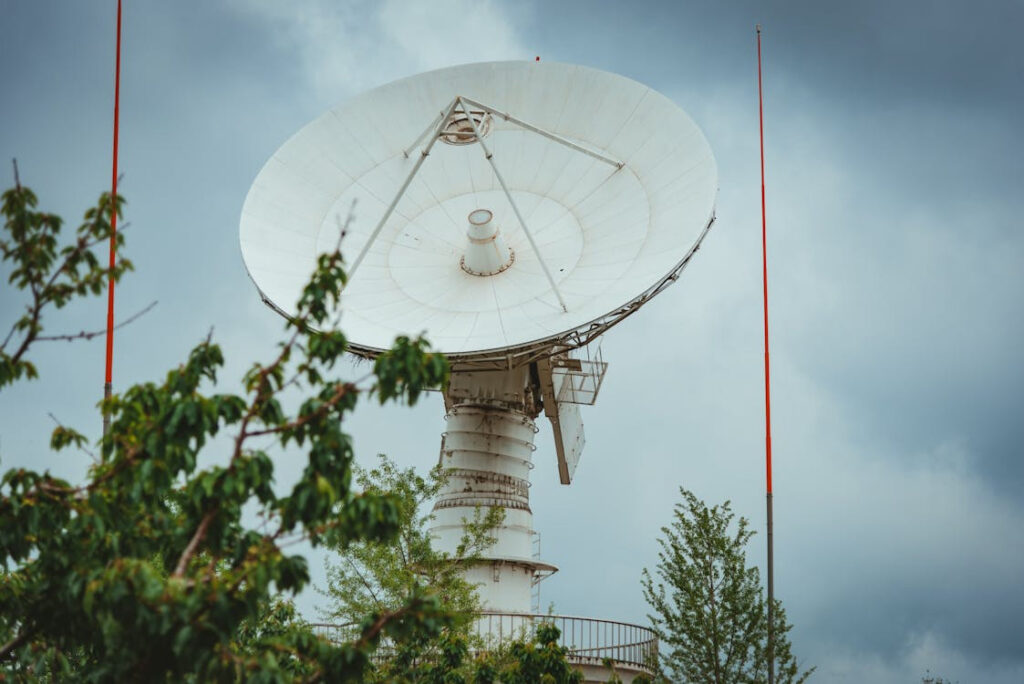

{"left": 319, "top": 454, "right": 503, "bottom": 681}
{"left": 485, "top": 622, "right": 583, "bottom": 684}
{"left": 316, "top": 459, "right": 590, "bottom": 683}
{"left": 640, "top": 489, "right": 813, "bottom": 684}
{"left": 355, "top": 621, "right": 583, "bottom": 684}
{"left": 0, "top": 180, "right": 452, "bottom": 681}
{"left": 321, "top": 455, "right": 503, "bottom": 625}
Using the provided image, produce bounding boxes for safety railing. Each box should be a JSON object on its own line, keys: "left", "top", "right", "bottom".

{"left": 311, "top": 612, "right": 657, "bottom": 673}
{"left": 474, "top": 612, "right": 656, "bottom": 671}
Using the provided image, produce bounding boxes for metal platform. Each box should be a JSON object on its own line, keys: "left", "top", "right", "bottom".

{"left": 312, "top": 611, "right": 657, "bottom": 681}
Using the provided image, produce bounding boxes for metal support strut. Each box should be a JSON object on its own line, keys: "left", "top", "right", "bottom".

{"left": 456, "top": 97, "right": 569, "bottom": 313}
{"left": 347, "top": 98, "right": 461, "bottom": 281}
{"left": 460, "top": 96, "right": 623, "bottom": 169}
{"left": 347, "top": 93, "right": 624, "bottom": 311}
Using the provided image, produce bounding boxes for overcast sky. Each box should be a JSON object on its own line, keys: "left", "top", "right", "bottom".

{"left": 2, "top": 1, "right": 1022, "bottom": 682}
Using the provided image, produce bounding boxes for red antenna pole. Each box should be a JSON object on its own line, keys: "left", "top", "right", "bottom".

{"left": 756, "top": 24, "right": 775, "bottom": 684}
{"left": 103, "top": 0, "right": 123, "bottom": 437}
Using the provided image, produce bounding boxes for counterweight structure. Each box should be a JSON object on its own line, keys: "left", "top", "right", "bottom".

{"left": 240, "top": 61, "right": 717, "bottom": 681}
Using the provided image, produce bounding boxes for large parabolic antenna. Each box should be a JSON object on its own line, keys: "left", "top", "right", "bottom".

{"left": 241, "top": 61, "right": 716, "bottom": 626}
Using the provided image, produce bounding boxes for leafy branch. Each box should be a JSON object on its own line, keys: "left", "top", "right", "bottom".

{"left": 0, "top": 182, "right": 452, "bottom": 681}
{"left": 1, "top": 161, "right": 133, "bottom": 389}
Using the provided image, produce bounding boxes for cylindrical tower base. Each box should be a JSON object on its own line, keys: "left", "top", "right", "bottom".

{"left": 431, "top": 401, "right": 555, "bottom": 614}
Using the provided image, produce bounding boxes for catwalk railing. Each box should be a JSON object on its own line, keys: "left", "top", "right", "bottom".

{"left": 311, "top": 612, "right": 657, "bottom": 672}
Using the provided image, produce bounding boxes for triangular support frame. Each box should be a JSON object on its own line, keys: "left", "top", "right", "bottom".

{"left": 345, "top": 95, "right": 625, "bottom": 317}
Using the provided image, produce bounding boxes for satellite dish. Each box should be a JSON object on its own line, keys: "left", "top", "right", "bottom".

{"left": 241, "top": 61, "right": 717, "bottom": 615}
{"left": 240, "top": 61, "right": 716, "bottom": 363}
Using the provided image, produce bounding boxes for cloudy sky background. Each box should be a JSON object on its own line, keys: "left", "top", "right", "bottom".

{"left": 2, "top": 1, "right": 1022, "bottom": 681}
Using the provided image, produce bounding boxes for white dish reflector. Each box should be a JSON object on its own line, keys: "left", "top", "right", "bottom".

{"left": 240, "top": 61, "right": 717, "bottom": 360}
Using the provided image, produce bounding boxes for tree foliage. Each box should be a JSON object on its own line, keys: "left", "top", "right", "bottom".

{"left": 320, "top": 455, "right": 503, "bottom": 680}
{"left": 491, "top": 623, "right": 583, "bottom": 684}
{"left": 0, "top": 174, "right": 131, "bottom": 388}
{"left": 322, "top": 455, "right": 503, "bottom": 626}
{"left": 641, "top": 489, "right": 813, "bottom": 684}
{"left": 316, "top": 457, "right": 584, "bottom": 683}
{"left": 349, "top": 622, "right": 584, "bottom": 684}
{"left": 0, "top": 181, "right": 453, "bottom": 681}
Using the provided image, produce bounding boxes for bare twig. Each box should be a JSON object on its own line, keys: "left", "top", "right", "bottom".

{"left": 327, "top": 199, "right": 355, "bottom": 329}
{"left": 243, "top": 382, "right": 354, "bottom": 439}
{"left": 347, "top": 556, "right": 386, "bottom": 609}
{"left": 0, "top": 629, "right": 30, "bottom": 661}
{"left": 0, "top": 314, "right": 21, "bottom": 351}
{"left": 335, "top": 198, "right": 357, "bottom": 252}
{"left": 353, "top": 603, "right": 413, "bottom": 649}
{"left": 48, "top": 412, "right": 97, "bottom": 461}
{"left": 172, "top": 506, "right": 218, "bottom": 578}
{"left": 37, "top": 300, "right": 158, "bottom": 342}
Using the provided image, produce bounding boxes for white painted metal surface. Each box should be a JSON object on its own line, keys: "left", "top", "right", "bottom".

{"left": 461, "top": 209, "right": 514, "bottom": 276}
{"left": 239, "top": 60, "right": 717, "bottom": 359}
{"left": 431, "top": 399, "right": 557, "bottom": 614}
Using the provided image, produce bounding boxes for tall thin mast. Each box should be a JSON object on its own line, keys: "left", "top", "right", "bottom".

{"left": 756, "top": 23, "right": 775, "bottom": 684}
{"left": 103, "top": 0, "right": 123, "bottom": 437}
